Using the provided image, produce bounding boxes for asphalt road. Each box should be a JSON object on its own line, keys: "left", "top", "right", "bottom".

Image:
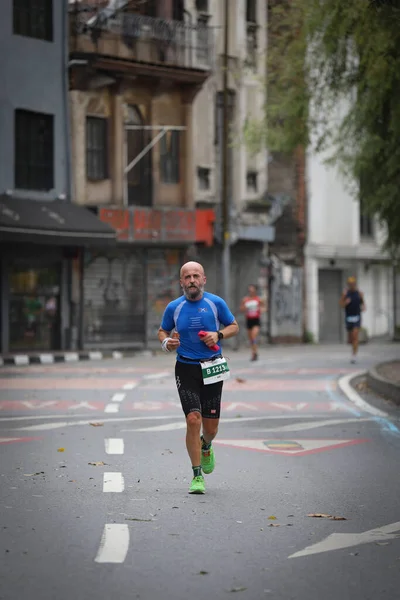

{"left": 1, "top": 342, "right": 400, "bottom": 600}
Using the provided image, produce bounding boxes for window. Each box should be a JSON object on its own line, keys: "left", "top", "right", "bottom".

{"left": 247, "top": 170, "right": 258, "bottom": 193}
{"left": 360, "top": 213, "right": 373, "bottom": 238}
{"left": 197, "top": 167, "right": 210, "bottom": 191}
{"left": 13, "top": 0, "right": 53, "bottom": 42}
{"left": 160, "top": 130, "right": 180, "bottom": 184}
{"left": 15, "top": 109, "right": 54, "bottom": 191}
{"left": 246, "top": 23, "right": 257, "bottom": 70}
{"left": 86, "top": 117, "right": 108, "bottom": 181}
{"left": 246, "top": 0, "right": 257, "bottom": 23}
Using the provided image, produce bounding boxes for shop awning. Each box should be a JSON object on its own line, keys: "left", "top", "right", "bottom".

{"left": 0, "top": 195, "right": 116, "bottom": 246}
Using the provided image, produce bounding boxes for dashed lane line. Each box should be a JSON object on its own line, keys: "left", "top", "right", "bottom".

{"left": 104, "top": 404, "right": 119, "bottom": 414}
{"left": 105, "top": 438, "right": 124, "bottom": 454}
{"left": 95, "top": 524, "right": 130, "bottom": 564}
{"left": 111, "top": 393, "right": 126, "bottom": 403}
{"left": 103, "top": 472, "right": 125, "bottom": 493}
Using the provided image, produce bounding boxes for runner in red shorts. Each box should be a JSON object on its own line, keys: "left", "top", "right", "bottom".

{"left": 240, "top": 284, "right": 265, "bottom": 361}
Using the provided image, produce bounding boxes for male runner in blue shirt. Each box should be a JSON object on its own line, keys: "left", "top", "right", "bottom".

{"left": 158, "top": 261, "right": 239, "bottom": 494}
{"left": 340, "top": 276, "right": 366, "bottom": 363}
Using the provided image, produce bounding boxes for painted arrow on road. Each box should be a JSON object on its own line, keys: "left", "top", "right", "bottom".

{"left": 289, "top": 521, "right": 400, "bottom": 558}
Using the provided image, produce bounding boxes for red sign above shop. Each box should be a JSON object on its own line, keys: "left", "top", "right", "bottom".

{"left": 98, "top": 207, "right": 204, "bottom": 244}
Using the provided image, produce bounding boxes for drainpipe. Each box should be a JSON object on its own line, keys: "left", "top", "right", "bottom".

{"left": 62, "top": 2, "right": 75, "bottom": 350}
{"left": 183, "top": 9, "right": 193, "bottom": 67}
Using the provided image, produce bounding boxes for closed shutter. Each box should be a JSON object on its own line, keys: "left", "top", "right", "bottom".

{"left": 83, "top": 249, "right": 146, "bottom": 346}
{"left": 146, "top": 249, "right": 182, "bottom": 341}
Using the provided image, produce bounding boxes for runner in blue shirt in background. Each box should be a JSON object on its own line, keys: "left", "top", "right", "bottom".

{"left": 158, "top": 261, "right": 239, "bottom": 494}
{"left": 340, "top": 276, "right": 366, "bottom": 364}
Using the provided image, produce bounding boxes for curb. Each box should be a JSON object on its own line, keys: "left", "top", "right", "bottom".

{"left": 337, "top": 371, "right": 389, "bottom": 417}
{"left": 367, "top": 362, "right": 400, "bottom": 405}
{"left": 0, "top": 350, "right": 153, "bottom": 367}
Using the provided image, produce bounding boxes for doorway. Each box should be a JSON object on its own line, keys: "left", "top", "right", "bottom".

{"left": 318, "top": 269, "right": 343, "bottom": 343}
{"left": 9, "top": 262, "right": 61, "bottom": 351}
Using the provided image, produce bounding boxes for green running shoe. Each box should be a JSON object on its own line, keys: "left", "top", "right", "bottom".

{"left": 189, "top": 475, "right": 205, "bottom": 494}
{"left": 201, "top": 446, "right": 215, "bottom": 474}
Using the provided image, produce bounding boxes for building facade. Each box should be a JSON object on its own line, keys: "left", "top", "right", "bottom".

{"left": 185, "top": 0, "right": 274, "bottom": 344}
{"left": 0, "top": 0, "right": 114, "bottom": 355}
{"left": 68, "top": 0, "right": 215, "bottom": 348}
{"left": 305, "top": 148, "right": 395, "bottom": 343}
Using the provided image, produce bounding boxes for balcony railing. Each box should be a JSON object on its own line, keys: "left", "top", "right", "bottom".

{"left": 69, "top": 2, "right": 214, "bottom": 72}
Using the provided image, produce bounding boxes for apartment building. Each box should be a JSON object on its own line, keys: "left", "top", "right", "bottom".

{"left": 186, "top": 0, "right": 274, "bottom": 334}
{"left": 0, "top": 0, "right": 114, "bottom": 355}
{"left": 68, "top": 0, "right": 215, "bottom": 348}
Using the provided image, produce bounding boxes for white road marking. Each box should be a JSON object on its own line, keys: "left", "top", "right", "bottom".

{"left": 111, "top": 393, "right": 126, "bottom": 403}
{"left": 105, "top": 438, "right": 124, "bottom": 454}
{"left": 95, "top": 524, "right": 129, "bottom": 564}
{"left": 142, "top": 372, "right": 171, "bottom": 380}
{"left": 104, "top": 404, "right": 119, "bottom": 414}
{"left": 14, "top": 414, "right": 350, "bottom": 432}
{"left": 338, "top": 371, "right": 388, "bottom": 417}
{"left": 89, "top": 351, "right": 103, "bottom": 360}
{"left": 256, "top": 417, "right": 372, "bottom": 434}
{"left": 14, "top": 415, "right": 179, "bottom": 431}
{"left": 112, "top": 351, "right": 123, "bottom": 359}
{"left": 289, "top": 521, "right": 400, "bottom": 559}
{"left": 123, "top": 382, "right": 139, "bottom": 390}
{"left": 103, "top": 472, "right": 124, "bottom": 493}
{"left": 132, "top": 422, "right": 187, "bottom": 432}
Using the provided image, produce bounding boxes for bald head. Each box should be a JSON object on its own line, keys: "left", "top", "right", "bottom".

{"left": 180, "top": 261, "right": 206, "bottom": 301}
{"left": 180, "top": 261, "right": 205, "bottom": 278}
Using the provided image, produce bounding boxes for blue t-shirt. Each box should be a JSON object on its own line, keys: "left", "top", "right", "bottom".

{"left": 160, "top": 292, "right": 235, "bottom": 362}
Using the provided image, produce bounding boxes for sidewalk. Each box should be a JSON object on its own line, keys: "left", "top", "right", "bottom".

{"left": 367, "top": 360, "right": 400, "bottom": 405}
{"left": 0, "top": 349, "right": 151, "bottom": 367}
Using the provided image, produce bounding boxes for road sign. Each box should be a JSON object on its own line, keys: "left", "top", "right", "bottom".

{"left": 213, "top": 438, "right": 368, "bottom": 456}
{"left": 289, "top": 521, "right": 400, "bottom": 558}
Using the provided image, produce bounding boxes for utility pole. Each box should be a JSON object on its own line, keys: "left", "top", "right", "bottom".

{"left": 221, "top": 0, "right": 230, "bottom": 304}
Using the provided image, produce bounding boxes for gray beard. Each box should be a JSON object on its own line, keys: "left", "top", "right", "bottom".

{"left": 183, "top": 285, "right": 204, "bottom": 300}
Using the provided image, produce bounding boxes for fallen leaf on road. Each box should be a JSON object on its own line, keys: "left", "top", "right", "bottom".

{"left": 89, "top": 423, "right": 104, "bottom": 427}
{"left": 125, "top": 518, "right": 153, "bottom": 522}
{"left": 268, "top": 516, "right": 277, "bottom": 520}
{"left": 235, "top": 378, "right": 246, "bottom": 384}
{"left": 307, "top": 513, "right": 347, "bottom": 520}
{"left": 57, "top": 448, "right": 65, "bottom": 453}
{"left": 88, "top": 462, "right": 106, "bottom": 467}
{"left": 376, "top": 542, "right": 390, "bottom": 546}
{"left": 229, "top": 587, "right": 247, "bottom": 593}
{"left": 198, "top": 571, "right": 209, "bottom": 575}
{"left": 236, "top": 521, "right": 243, "bottom": 524}
{"left": 268, "top": 524, "right": 280, "bottom": 528}
{"left": 23, "top": 472, "right": 44, "bottom": 476}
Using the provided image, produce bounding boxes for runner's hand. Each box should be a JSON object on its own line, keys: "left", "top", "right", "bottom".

{"left": 166, "top": 338, "right": 180, "bottom": 351}
{"left": 201, "top": 331, "right": 219, "bottom": 347}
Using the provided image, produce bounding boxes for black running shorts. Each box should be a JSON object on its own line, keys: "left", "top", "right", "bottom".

{"left": 175, "top": 361, "right": 223, "bottom": 419}
{"left": 246, "top": 317, "right": 261, "bottom": 330}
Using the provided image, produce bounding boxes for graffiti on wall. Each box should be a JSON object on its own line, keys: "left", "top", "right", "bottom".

{"left": 270, "top": 263, "right": 303, "bottom": 338}
{"left": 83, "top": 252, "right": 145, "bottom": 344}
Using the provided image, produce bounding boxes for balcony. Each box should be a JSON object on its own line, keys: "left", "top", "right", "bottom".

{"left": 69, "top": 2, "right": 214, "bottom": 82}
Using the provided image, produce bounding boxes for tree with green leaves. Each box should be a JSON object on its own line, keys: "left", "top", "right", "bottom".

{"left": 245, "top": 0, "right": 400, "bottom": 256}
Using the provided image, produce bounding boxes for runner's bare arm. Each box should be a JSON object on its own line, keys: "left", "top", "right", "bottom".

{"left": 239, "top": 299, "right": 246, "bottom": 313}
{"left": 360, "top": 292, "right": 366, "bottom": 311}
{"left": 339, "top": 290, "right": 349, "bottom": 307}
{"left": 260, "top": 298, "right": 267, "bottom": 313}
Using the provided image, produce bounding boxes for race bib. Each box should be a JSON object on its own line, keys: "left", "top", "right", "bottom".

{"left": 346, "top": 315, "right": 360, "bottom": 323}
{"left": 201, "top": 357, "right": 230, "bottom": 385}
